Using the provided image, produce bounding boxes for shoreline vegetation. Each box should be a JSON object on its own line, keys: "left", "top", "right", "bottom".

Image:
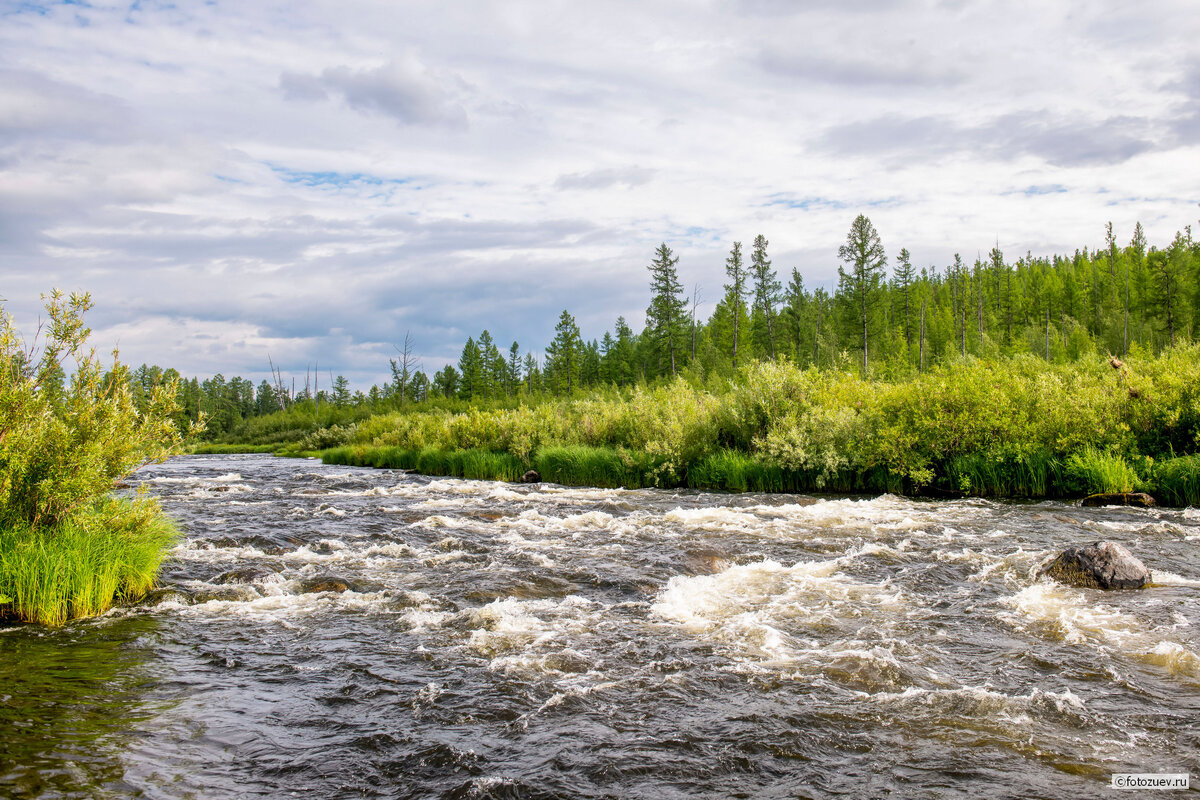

{"left": 204, "top": 349, "right": 1200, "bottom": 507}
{"left": 1, "top": 292, "right": 191, "bottom": 625}
{"left": 174, "top": 216, "right": 1197, "bottom": 505}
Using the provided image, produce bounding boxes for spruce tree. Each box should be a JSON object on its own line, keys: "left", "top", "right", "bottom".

{"left": 723, "top": 241, "right": 749, "bottom": 369}
{"left": 645, "top": 243, "right": 687, "bottom": 376}
{"left": 893, "top": 248, "right": 915, "bottom": 354}
{"left": 836, "top": 215, "right": 887, "bottom": 373}
{"left": 749, "top": 234, "right": 781, "bottom": 359}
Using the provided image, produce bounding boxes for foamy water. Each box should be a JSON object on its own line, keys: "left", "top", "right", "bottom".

{"left": 2, "top": 454, "right": 1198, "bottom": 799}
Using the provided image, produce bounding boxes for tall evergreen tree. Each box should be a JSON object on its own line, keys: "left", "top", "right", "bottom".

{"left": 837, "top": 215, "right": 888, "bottom": 372}
{"left": 723, "top": 241, "right": 749, "bottom": 369}
{"left": 893, "top": 248, "right": 915, "bottom": 354}
{"left": 545, "top": 310, "right": 582, "bottom": 394}
{"left": 749, "top": 234, "right": 781, "bottom": 359}
{"left": 645, "top": 243, "right": 688, "bottom": 376}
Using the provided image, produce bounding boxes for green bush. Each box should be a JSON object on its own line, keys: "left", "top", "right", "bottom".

{"left": 1, "top": 291, "right": 189, "bottom": 624}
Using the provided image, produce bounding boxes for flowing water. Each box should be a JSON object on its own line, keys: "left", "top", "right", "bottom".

{"left": 2, "top": 454, "right": 1199, "bottom": 799}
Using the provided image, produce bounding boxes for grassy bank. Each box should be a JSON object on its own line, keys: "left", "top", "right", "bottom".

{"left": 302, "top": 348, "right": 1200, "bottom": 505}
{"left": 0, "top": 499, "right": 178, "bottom": 626}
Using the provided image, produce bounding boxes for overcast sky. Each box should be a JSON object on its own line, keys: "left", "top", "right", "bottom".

{"left": 2, "top": 0, "right": 1198, "bottom": 389}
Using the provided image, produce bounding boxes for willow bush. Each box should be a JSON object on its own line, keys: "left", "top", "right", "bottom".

{"left": 302, "top": 347, "right": 1200, "bottom": 502}
{"left": 0, "top": 291, "right": 192, "bottom": 625}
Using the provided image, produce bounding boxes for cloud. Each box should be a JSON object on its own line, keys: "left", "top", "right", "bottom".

{"left": 554, "top": 166, "right": 656, "bottom": 191}
{"left": 0, "top": 68, "right": 132, "bottom": 142}
{"left": 279, "top": 56, "right": 468, "bottom": 127}
{"left": 759, "top": 50, "right": 964, "bottom": 89}
{"left": 812, "top": 111, "right": 1156, "bottom": 167}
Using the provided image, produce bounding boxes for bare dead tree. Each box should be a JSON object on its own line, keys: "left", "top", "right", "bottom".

{"left": 391, "top": 331, "right": 420, "bottom": 407}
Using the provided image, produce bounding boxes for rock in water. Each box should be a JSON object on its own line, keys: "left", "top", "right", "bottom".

{"left": 1080, "top": 492, "right": 1156, "bottom": 508}
{"left": 520, "top": 470, "right": 541, "bottom": 484}
{"left": 1039, "top": 541, "right": 1151, "bottom": 589}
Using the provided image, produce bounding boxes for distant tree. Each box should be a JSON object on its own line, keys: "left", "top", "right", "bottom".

{"left": 837, "top": 214, "right": 888, "bottom": 372}
{"left": 457, "top": 337, "right": 480, "bottom": 399}
{"left": 723, "top": 241, "right": 749, "bottom": 369}
{"left": 390, "top": 331, "right": 419, "bottom": 406}
{"left": 645, "top": 243, "right": 688, "bottom": 376}
{"left": 433, "top": 364, "right": 460, "bottom": 398}
{"left": 749, "top": 234, "right": 781, "bottom": 359}
{"left": 507, "top": 342, "right": 521, "bottom": 396}
{"left": 330, "top": 375, "right": 351, "bottom": 406}
{"left": 893, "top": 248, "right": 915, "bottom": 354}
{"left": 545, "top": 310, "right": 582, "bottom": 394}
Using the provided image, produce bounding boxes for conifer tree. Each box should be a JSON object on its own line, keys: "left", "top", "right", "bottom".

{"left": 545, "top": 310, "right": 582, "bottom": 394}
{"left": 893, "top": 248, "right": 915, "bottom": 354}
{"left": 645, "top": 243, "right": 687, "bottom": 376}
{"left": 723, "top": 241, "right": 749, "bottom": 369}
{"left": 749, "top": 234, "right": 781, "bottom": 359}
{"left": 836, "top": 215, "right": 887, "bottom": 373}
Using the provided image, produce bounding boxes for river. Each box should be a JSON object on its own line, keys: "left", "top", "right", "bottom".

{"left": 2, "top": 454, "right": 1198, "bottom": 799}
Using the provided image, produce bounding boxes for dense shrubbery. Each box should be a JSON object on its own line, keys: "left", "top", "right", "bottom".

{"left": 309, "top": 346, "right": 1200, "bottom": 502}
{"left": 0, "top": 292, "right": 190, "bottom": 624}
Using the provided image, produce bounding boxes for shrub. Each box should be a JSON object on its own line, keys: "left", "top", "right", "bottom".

{"left": 0, "top": 291, "right": 189, "bottom": 624}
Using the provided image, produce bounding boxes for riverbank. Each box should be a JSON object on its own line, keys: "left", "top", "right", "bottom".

{"left": 210, "top": 350, "right": 1200, "bottom": 505}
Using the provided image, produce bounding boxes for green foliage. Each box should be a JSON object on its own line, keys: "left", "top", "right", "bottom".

{"left": 1152, "top": 454, "right": 1200, "bottom": 507}
{"left": 1, "top": 292, "right": 191, "bottom": 530}
{"left": 271, "top": 344, "right": 1200, "bottom": 505}
{"left": 1063, "top": 447, "right": 1142, "bottom": 495}
{"left": 0, "top": 497, "right": 178, "bottom": 626}
{"left": 0, "top": 291, "right": 187, "bottom": 624}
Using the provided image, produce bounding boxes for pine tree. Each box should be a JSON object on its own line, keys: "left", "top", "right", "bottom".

{"left": 545, "top": 310, "right": 582, "bottom": 394}
{"left": 723, "top": 241, "right": 749, "bottom": 369}
{"left": 836, "top": 215, "right": 887, "bottom": 373}
{"left": 749, "top": 234, "right": 781, "bottom": 359}
{"left": 457, "top": 337, "right": 480, "bottom": 399}
{"left": 893, "top": 248, "right": 915, "bottom": 354}
{"left": 645, "top": 243, "right": 687, "bottom": 376}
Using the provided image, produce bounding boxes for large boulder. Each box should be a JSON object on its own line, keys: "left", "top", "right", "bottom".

{"left": 520, "top": 470, "right": 541, "bottom": 484}
{"left": 1039, "top": 541, "right": 1151, "bottom": 589}
{"left": 1080, "top": 492, "right": 1156, "bottom": 508}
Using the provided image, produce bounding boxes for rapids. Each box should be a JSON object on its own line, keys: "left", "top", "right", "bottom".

{"left": 2, "top": 454, "right": 1198, "bottom": 798}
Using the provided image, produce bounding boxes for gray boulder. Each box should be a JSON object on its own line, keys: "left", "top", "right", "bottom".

{"left": 1039, "top": 541, "right": 1151, "bottom": 589}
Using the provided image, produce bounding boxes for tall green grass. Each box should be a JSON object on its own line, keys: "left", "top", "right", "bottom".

{"left": 944, "top": 448, "right": 1062, "bottom": 497}
{"left": 1063, "top": 447, "right": 1143, "bottom": 495}
{"left": 0, "top": 499, "right": 178, "bottom": 626}
{"left": 1153, "top": 454, "right": 1200, "bottom": 507}
{"left": 321, "top": 446, "right": 526, "bottom": 482}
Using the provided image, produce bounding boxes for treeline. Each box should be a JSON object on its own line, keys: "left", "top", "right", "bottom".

{"left": 411, "top": 216, "right": 1200, "bottom": 399}
{"left": 141, "top": 216, "right": 1199, "bottom": 439}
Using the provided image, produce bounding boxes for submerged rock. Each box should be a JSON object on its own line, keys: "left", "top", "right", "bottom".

{"left": 1080, "top": 492, "right": 1156, "bottom": 508}
{"left": 298, "top": 575, "right": 356, "bottom": 594}
{"left": 1039, "top": 541, "right": 1151, "bottom": 589}
{"left": 520, "top": 470, "right": 541, "bottom": 484}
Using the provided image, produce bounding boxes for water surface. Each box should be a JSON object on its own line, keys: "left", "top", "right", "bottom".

{"left": 2, "top": 454, "right": 1198, "bottom": 798}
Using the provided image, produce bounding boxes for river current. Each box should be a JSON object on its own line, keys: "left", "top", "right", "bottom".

{"left": 2, "top": 454, "right": 1199, "bottom": 799}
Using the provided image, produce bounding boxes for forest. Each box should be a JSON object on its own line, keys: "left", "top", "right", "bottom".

{"left": 151, "top": 216, "right": 1199, "bottom": 441}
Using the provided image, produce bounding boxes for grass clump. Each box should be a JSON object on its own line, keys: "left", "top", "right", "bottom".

{"left": 1153, "top": 454, "right": 1200, "bottom": 507}
{"left": 0, "top": 499, "right": 178, "bottom": 626}
{"left": 1063, "top": 447, "right": 1143, "bottom": 495}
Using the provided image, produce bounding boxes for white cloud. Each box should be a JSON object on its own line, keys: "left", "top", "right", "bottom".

{"left": 1, "top": 0, "right": 1198, "bottom": 389}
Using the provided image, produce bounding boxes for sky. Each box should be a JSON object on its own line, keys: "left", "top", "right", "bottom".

{"left": 2, "top": 0, "right": 1198, "bottom": 390}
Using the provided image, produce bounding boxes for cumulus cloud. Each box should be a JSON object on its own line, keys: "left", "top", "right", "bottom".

{"left": 280, "top": 56, "right": 468, "bottom": 127}
{"left": 812, "top": 111, "right": 1156, "bottom": 167}
{"left": 555, "top": 166, "right": 656, "bottom": 191}
{"left": 1, "top": 0, "right": 1198, "bottom": 388}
